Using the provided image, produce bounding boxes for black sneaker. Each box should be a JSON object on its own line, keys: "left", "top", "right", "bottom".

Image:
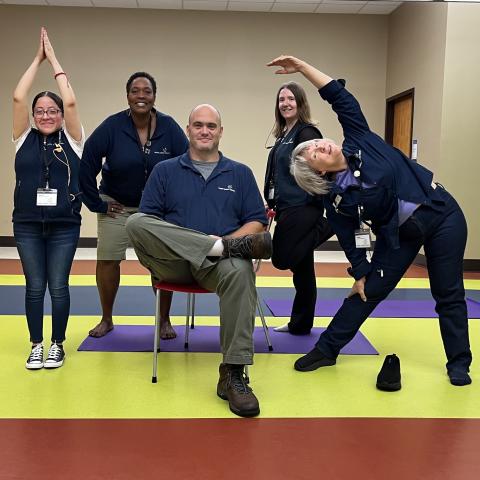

{"left": 294, "top": 348, "right": 336, "bottom": 372}
{"left": 222, "top": 232, "right": 272, "bottom": 260}
{"left": 26, "top": 344, "right": 44, "bottom": 370}
{"left": 448, "top": 370, "right": 472, "bottom": 386}
{"left": 376, "top": 354, "right": 401, "bottom": 391}
{"left": 44, "top": 343, "right": 65, "bottom": 369}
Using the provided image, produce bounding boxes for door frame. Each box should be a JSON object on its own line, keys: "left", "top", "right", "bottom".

{"left": 385, "top": 88, "right": 415, "bottom": 158}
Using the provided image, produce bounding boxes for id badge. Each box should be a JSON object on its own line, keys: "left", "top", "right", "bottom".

{"left": 354, "top": 228, "right": 371, "bottom": 248}
{"left": 268, "top": 186, "right": 275, "bottom": 200}
{"left": 36, "top": 188, "right": 57, "bottom": 206}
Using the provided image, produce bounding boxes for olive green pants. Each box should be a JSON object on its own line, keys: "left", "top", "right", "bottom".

{"left": 125, "top": 213, "right": 256, "bottom": 365}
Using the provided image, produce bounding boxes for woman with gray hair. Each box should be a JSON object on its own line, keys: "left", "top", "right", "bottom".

{"left": 267, "top": 55, "right": 471, "bottom": 386}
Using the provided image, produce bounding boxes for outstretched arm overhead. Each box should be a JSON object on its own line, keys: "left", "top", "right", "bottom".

{"left": 43, "top": 29, "right": 82, "bottom": 141}
{"left": 267, "top": 55, "right": 333, "bottom": 90}
{"left": 12, "top": 28, "right": 46, "bottom": 140}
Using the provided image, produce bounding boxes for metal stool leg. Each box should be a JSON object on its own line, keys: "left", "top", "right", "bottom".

{"left": 191, "top": 294, "right": 196, "bottom": 329}
{"left": 152, "top": 288, "right": 161, "bottom": 383}
{"left": 257, "top": 297, "right": 273, "bottom": 351}
{"left": 184, "top": 293, "right": 193, "bottom": 349}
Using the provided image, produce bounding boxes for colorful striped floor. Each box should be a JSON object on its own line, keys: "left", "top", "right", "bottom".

{"left": 1, "top": 258, "right": 479, "bottom": 479}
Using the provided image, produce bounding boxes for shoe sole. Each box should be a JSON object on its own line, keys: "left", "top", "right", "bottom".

{"left": 26, "top": 363, "right": 44, "bottom": 370}
{"left": 217, "top": 391, "right": 260, "bottom": 418}
{"left": 294, "top": 359, "right": 336, "bottom": 372}
{"left": 376, "top": 381, "right": 401, "bottom": 392}
{"left": 44, "top": 359, "right": 64, "bottom": 369}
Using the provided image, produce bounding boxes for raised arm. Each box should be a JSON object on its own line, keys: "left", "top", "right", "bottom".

{"left": 267, "top": 55, "right": 333, "bottom": 90}
{"left": 268, "top": 55, "right": 369, "bottom": 139}
{"left": 43, "top": 29, "right": 82, "bottom": 141}
{"left": 12, "top": 28, "right": 46, "bottom": 140}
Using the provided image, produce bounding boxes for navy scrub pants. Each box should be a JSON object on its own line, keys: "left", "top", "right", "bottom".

{"left": 272, "top": 204, "right": 333, "bottom": 334}
{"left": 316, "top": 187, "right": 472, "bottom": 374}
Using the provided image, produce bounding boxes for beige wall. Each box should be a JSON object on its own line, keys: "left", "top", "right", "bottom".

{"left": 0, "top": 5, "right": 388, "bottom": 238}
{"left": 387, "top": 1, "right": 448, "bottom": 174}
{"left": 387, "top": 2, "right": 479, "bottom": 259}
{"left": 439, "top": 3, "right": 480, "bottom": 259}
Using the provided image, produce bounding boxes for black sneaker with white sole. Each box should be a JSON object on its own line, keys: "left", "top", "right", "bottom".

{"left": 26, "top": 344, "right": 44, "bottom": 370}
{"left": 44, "top": 343, "right": 65, "bottom": 369}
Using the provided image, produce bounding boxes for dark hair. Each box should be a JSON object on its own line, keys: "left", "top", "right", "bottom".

{"left": 126, "top": 72, "right": 157, "bottom": 95}
{"left": 31, "top": 91, "right": 64, "bottom": 114}
{"left": 273, "top": 81, "right": 313, "bottom": 138}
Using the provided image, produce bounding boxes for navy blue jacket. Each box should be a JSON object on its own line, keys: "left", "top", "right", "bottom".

{"left": 320, "top": 80, "right": 444, "bottom": 280}
{"left": 13, "top": 128, "right": 82, "bottom": 224}
{"left": 140, "top": 152, "right": 268, "bottom": 236}
{"left": 264, "top": 123, "right": 323, "bottom": 211}
{"left": 80, "top": 110, "right": 188, "bottom": 212}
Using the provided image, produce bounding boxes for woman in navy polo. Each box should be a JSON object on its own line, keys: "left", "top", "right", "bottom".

{"left": 268, "top": 55, "right": 472, "bottom": 386}
{"left": 264, "top": 82, "right": 331, "bottom": 335}
{"left": 13, "top": 28, "right": 84, "bottom": 370}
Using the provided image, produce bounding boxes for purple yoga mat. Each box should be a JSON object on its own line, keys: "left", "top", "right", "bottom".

{"left": 265, "top": 298, "right": 480, "bottom": 319}
{"left": 78, "top": 325, "right": 377, "bottom": 355}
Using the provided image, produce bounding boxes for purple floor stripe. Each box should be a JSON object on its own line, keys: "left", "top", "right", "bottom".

{"left": 78, "top": 325, "right": 377, "bottom": 355}
{"left": 265, "top": 298, "right": 480, "bottom": 319}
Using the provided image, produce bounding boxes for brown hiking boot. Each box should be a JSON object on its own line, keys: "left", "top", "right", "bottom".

{"left": 217, "top": 363, "right": 260, "bottom": 417}
{"left": 222, "top": 232, "right": 272, "bottom": 260}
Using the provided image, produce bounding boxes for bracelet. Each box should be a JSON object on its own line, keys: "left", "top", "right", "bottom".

{"left": 54, "top": 72, "right": 66, "bottom": 79}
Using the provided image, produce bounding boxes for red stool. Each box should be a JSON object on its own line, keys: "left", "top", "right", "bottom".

{"left": 152, "top": 281, "right": 273, "bottom": 383}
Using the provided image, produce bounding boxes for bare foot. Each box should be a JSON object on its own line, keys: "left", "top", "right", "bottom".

{"left": 160, "top": 318, "right": 177, "bottom": 340}
{"left": 88, "top": 319, "right": 114, "bottom": 337}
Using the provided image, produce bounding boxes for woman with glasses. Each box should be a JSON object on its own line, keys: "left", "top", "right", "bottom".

{"left": 13, "top": 28, "right": 84, "bottom": 370}
{"left": 264, "top": 82, "right": 332, "bottom": 335}
{"left": 268, "top": 55, "right": 471, "bottom": 386}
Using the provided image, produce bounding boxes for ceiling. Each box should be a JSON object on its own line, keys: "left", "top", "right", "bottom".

{"left": 0, "top": 0, "right": 417, "bottom": 15}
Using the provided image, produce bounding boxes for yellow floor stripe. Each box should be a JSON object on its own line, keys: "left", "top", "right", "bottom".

{"left": 1, "top": 315, "right": 478, "bottom": 419}
{"left": 1, "top": 274, "right": 479, "bottom": 290}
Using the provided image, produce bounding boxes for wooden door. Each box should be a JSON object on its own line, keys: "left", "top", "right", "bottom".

{"left": 385, "top": 89, "right": 414, "bottom": 158}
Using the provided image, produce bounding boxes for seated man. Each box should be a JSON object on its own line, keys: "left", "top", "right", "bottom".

{"left": 126, "top": 104, "right": 271, "bottom": 417}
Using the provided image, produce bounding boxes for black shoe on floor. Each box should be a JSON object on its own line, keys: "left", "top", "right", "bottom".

{"left": 376, "top": 354, "right": 401, "bottom": 391}
{"left": 294, "top": 348, "right": 336, "bottom": 372}
{"left": 222, "top": 232, "right": 272, "bottom": 260}
{"left": 448, "top": 370, "right": 472, "bottom": 386}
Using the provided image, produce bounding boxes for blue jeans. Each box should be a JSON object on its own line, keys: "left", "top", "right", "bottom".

{"left": 317, "top": 187, "right": 472, "bottom": 374}
{"left": 14, "top": 222, "right": 80, "bottom": 343}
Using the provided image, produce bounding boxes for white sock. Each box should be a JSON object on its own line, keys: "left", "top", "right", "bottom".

{"left": 207, "top": 239, "right": 224, "bottom": 256}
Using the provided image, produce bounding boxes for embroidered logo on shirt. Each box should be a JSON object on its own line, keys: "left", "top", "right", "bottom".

{"left": 153, "top": 147, "right": 171, "bottom": 155}
{"left": 218, "top": 185, "right": 236, "bottom": 193}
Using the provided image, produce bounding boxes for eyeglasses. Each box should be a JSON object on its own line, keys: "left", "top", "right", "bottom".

{"left": 33, "top": 108, "right": 62, "bottom": 118}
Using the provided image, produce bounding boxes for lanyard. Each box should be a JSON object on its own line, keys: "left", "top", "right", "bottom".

{"left": 42, "top": 131, "right": 61, "bottom": 188}
{"left": 135, "top": 112, "right": 153, "bottom": 184}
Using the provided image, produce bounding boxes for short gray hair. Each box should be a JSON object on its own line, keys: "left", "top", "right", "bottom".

{"left": 290, "top": 140, "right": 332, "bottom": 195}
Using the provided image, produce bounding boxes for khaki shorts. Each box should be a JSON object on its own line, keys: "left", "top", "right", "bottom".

{"left": 97, "top": 194, "right": 138, "bottom": 260}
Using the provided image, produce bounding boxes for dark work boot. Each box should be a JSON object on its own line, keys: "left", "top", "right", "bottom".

{"left": 376, "top": 354, "right": 401, "bottom": 391}
{"left": 217, "top": 363, "right": 260, "bottom": 417}
{"left": 222, "top": 232, "right": 272, "bottom": 260}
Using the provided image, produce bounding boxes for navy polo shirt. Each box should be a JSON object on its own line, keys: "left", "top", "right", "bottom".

{"left": 140, "top": 152, "right": 267, "bottom": 236}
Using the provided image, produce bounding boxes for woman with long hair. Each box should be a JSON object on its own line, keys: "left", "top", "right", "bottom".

{"left": 13, "top": 28, "right": 84, "bottom": 369}
{"left": 264, "top": 81, "right": 332, "bottom": 335}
